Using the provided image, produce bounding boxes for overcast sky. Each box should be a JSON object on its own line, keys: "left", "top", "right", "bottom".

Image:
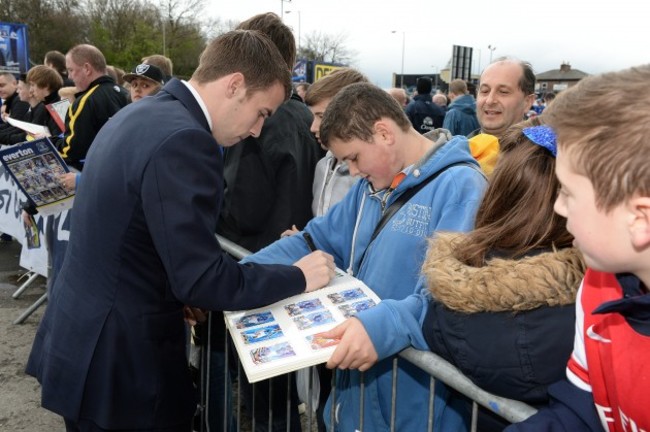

{"left": 207, "top": 0, "right": 648, "bottom": 88}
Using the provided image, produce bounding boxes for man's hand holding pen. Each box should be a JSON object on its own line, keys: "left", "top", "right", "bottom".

{"left": 292, "top": 231, "right": 335, "bottom": 292}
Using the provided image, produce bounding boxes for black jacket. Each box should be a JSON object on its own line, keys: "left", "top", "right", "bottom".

{"left": 30, "top": 91, "right": 64, "bottom": 137}
{"left": 218, "top": 94, "right": 320, "bottom": 252}
{"left": 0, "top": 91, "right": 63, "bottom": 145}
{"left": 2, "top": 89, "right": 30, "bottom": 120}
{"left": 405, "top": 94, "right": 445, "bottom": 134}
{"left": 55, "top": 75, "right": 128, "bottom": 170}
{"left": 0, "top": 89, "right": 31, "bottom": 140}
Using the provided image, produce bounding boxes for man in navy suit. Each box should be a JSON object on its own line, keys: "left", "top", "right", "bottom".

{"left": 26, "top": 30, "right": 335, "bottom": 432}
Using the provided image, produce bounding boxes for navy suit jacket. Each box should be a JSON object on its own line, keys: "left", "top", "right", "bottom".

{"left": 26, "top": 79, "right": 306, "bottom": 429}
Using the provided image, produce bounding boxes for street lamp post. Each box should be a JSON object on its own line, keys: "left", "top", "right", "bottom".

{"left": 280, "top": 0, "right": 291, "bottom": 20}
{"left": 162, "top": 19, "right": 166, "bottom": 57}
{"left": 157, "top": 10, "right": 167, "bottom": 57}
{"left": 285, "top": 10, "right": 301, "bottom": 53}
{"left": 392, "top": 30, "right": 405, "bottom": 88}
{"left": 488, "top": 44, "right": 496, "bottom": 64}
{"left": 431, "top": 66, "right": 438, "bottom": 89}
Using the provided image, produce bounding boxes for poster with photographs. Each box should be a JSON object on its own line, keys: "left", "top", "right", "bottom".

{"left": 0, "top": 137, "right": 74, "bottom": 215}
{"left": 224, "top": 268, "right": 381, "bottom": 383}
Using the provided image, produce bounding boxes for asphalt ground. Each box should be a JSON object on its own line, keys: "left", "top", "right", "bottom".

{"left": 0, "top": 238, "right": 64, "bottom": 430}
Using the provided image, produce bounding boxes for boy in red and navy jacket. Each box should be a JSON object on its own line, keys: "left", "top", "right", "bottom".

{"left": 507, "top": 64, "right": 650, "bottom": 431}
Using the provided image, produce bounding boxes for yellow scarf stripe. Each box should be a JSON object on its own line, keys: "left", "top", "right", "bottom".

{"left": 61, "top": 84, "right": 100, "bottom": 158}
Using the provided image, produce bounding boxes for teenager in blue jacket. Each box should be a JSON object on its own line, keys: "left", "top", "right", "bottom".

{"left": 325, "top": 118, "right": 585, "bottom": 431}
{"left": 242, "top": 82, "right": 487, "bottom": 431}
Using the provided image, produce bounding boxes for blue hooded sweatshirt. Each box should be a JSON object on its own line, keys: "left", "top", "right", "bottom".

{"left": 242, "top": 133, "right": 486, "bottom": 431}
{"left": 442, "top": 94, "right": 480, "bottom": 137}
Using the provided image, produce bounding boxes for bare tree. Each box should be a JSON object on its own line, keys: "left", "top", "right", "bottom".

{"left": 155, "top": 0, "right": 209, "bottom": 77}
{"left": 299, "top": 31, "right": 356, "bottom": 65}
{"left": 201, "top": 16, "right": 239, "bottom": 41}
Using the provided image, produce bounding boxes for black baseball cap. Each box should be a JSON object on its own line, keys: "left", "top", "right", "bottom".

{"left": 123, "top": 63, "right": 165, "bottom": 85}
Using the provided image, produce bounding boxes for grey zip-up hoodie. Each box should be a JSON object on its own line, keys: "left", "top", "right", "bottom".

{"left": 311, "top": 150, "right": 358, "bottom": 216}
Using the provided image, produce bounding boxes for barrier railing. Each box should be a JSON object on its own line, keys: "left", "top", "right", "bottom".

{"left": 214, "top": 235, "right": 537, "bottom": 431}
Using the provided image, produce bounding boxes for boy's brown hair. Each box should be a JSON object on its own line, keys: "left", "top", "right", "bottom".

{"left": 544, "top": 64, "right": 650, "bottom": 211}
{"left": 26, "top": 65, "right": 64, "bottom": 93}
{"left": 304, "top": 67, "right": 368, "bottom": 107}
{"left": 319, "top": 82, "right": 411, "bottom": 147}
{"left": 192, "top": 30, "right": 292, "bottom": 100}
{"left": 237, "top": 12, "right": 296, "bottom": 71}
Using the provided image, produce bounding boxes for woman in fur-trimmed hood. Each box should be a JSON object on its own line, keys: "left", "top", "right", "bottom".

{"left": 421, "top": 237, "right": 585, "bottom": 431}
{"left": 419, "top": 118, "right": 586, "bottom": 430}
{"left": 422, "top": 233, "right": 584, "bottom": 409}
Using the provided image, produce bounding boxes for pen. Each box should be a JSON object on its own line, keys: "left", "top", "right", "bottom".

{"left": 303, "top": 232, "right": 318, "bottom": 252}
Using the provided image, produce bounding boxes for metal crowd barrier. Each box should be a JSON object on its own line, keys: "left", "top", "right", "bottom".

{"left": 13, "top": 271, "right": 49, "bottom": 325}
{"left": 208, "top": 235, "right": 537, "bottom": 431}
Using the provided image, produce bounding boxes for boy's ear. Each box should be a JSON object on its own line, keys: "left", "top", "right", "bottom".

{"left": 629, "top": 197, "right": 650, "bottom": 250}
{"left": 373, "top": 119, "right": 394, "bottom": 145}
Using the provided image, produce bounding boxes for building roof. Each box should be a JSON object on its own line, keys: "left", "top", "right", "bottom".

{"left": 537, "top": 63, "right": 590, "bottom": 81}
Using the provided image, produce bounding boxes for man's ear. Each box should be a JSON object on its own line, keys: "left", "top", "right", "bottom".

{"left": 523, "top": 93, "right": 536, "bottom": 112}
{"left": 629, "top": 196, "right": 650, "bottom": 250}
{"left": 225, "top": 72, "right": 245, "bottom": 98}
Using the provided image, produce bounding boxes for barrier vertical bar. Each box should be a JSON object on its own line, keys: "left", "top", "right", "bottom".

{"left": 390, "top": 357, "right": 398, "bottom": 431}
{"left": 329, "top": 369, "right": 336, "bottom": 431}
{"left": 236, "top": 362, "right": 242, "bottom": 432}
{"left": 268, "top": 379, "right": 273, "bottom": 431}
{"left": 358, "top": 371, "right": 365, "bottom": 431}
{"left": 470, "top": 401, "right": 478, "bottom": 432}
{"left": 307, "top": 366, "right": 314, "bottom": 431}
{"left": 428, "top": 377, "right": 435, "bottom": 432}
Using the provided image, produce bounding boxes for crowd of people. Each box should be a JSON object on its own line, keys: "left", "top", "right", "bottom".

{"left": 1, "top": 11, "right": 649, "bottom": 432}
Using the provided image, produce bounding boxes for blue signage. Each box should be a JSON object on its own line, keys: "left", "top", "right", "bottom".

{"left": 0, "top": 22, "right": 30, "bottom": 76}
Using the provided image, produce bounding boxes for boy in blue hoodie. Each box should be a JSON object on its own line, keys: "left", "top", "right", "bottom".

{"left": 242, "top": 82, "right": 487, "bottom": 431}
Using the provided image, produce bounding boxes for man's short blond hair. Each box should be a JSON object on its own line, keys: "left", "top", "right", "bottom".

{"left": 545, "top": 64, "right": 650, "bottom": 211}
{"left": 449, "top": 79, "right": 468, "bottom": 96}
{"left": 67, "top": 44, "right": 107, "bottom": 73}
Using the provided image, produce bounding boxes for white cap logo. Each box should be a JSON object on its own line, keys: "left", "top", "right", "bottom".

{"left": 135, "top": 64, "right": 150, "bottom": 75}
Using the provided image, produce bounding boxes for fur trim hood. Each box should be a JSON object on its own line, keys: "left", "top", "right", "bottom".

{"left": 423, "top": 233, "right": 586, "bottom": 313}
